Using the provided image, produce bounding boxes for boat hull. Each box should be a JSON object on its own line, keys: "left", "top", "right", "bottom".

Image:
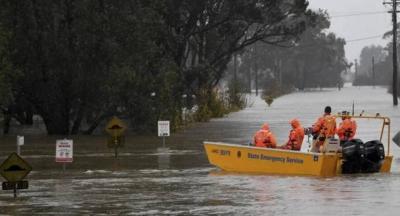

{"left": 204, "top": 142, "right": 392, "bottom": 177}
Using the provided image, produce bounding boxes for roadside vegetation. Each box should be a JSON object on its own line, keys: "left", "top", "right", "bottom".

{"left": 236, "top": 10, "right": 348, "bottom": 105}
{"left": 354, "top": 39, "right": 400, "bottom": 99}
{"left": 0, "top": 1, "right": 347, "bottom": 135}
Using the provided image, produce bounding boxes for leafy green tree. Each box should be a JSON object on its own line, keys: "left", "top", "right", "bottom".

{"left": 354, "top": 45, "right": 387, "bottom": 86}
{"left": 160, "top": 0, "right": 309, "bottom": 117}
{"left": 238, "top": 10, "right": 348, "bottom": 92}
{"left": 0, "top": 25, "right": 10, "bottom": 105}
{"left": 0, "top": 24, "right": 14, "bottom": 133}
{"left": 0, "top": 0, "right": 311, "bottom": 135}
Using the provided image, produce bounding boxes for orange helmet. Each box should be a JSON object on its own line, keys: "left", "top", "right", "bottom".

{"left": 261, "top": 123, "right": 270, "bottom": 130}
{"left": 290, "top": 118, "right": 300, "bottom": 128}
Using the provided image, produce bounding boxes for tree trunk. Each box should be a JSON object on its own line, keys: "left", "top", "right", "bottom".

{"left": 42, "top": 111, "right": 70, "bottom": 135}
{"left": 70, "top": 106, "right": 85, "bottom": 135}
{"left": 25, "top": 107, "right": 34, "bottom": 125}
{"left": 83, "top": 114, "right": 108, "bottom": 135}
{"left": 2, "top": 110, "right": 11, "bottom": 134}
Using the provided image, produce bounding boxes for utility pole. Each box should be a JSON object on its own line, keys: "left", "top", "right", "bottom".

{"left": 279, "top": 59, "right": 282, "bottom": 87}
{"left": 233, "top": 53, "right": 238, "bottom": 96}
{"left": 392, "top": 0, "right": 398, "bottom": 105}
{"left": 248, "top": 62, "right": 252, "bottom": 93}
{"left": 233, "top": 53, "right": 237, "bottom": 84}
{"left": 372, "top": 56, "right": 375, "bottom": 88}
{"left": 384, "top": 0, "right": 399, "bottom": 105}
{"left": 354, "top": 59, "right": 358, "bottom": 83}
{"left": 254, "top": 44, "right": 259, "bottom": 96}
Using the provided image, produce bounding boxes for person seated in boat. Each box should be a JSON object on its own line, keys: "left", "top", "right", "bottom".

{"left": 311, "top": 106, "right": 336, "bottom": 152}
{"left": 337, "top": 111, "right": 357, "bottom": 145}
{"left": 253, "top": 123, "right": 277, "bottom": 148}
{"left": 279, "top": 118, "right": 304, "bottom": 151}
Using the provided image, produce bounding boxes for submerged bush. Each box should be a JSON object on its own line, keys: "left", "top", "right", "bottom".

{"left": 193, "top": 80, "right": 247, "bottom": 122}
{"left": 227, "top": 80, "right": 247, "bottom": 111}
{"left": 262, "top": 80, "right": 294, "bottom": 106}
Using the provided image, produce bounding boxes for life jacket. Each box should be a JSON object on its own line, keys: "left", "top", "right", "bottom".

{"left": 312, "top": 116, "right": 324, "bottom": 134}
{"left": 321, "top": 115, "right": 336, "bottom": 138}
{"left": 312, "top": 114, "right": 336, "bottom": 138}
{"left": 337, "top": 118, "right": 357, "bottom": 141}
{"left": 254, "top": 129, "right": 277, "bottom": 148}
{"left": 283, "top": 119, "right": 305, "bottom": 151}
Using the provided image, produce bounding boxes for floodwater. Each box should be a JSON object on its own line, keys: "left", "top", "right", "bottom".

{"left": 1, "top": 85, "right": 400, "bottom": 215}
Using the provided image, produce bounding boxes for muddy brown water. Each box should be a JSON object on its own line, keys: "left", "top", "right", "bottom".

{"left": 1, "top": 86, "right": 400, "bottom": 215}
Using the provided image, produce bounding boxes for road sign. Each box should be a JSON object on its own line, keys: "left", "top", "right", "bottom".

{"left": 0, "top": 153, "right": 32, "bottom": 182}
{"left": 2, "top": 181, "right": 28, "bottom": 190}
{"left": 158, "top": 121, "right": 170, "bottom": 137}
{"left": 107, "top": 136, "right": 125, "bottom": 148}
{"left": 17, "top": 136, "right": 24, "bottom": 146}
{"left": 56, "top": 139, "right": 73, "bottom": 163}
{"left": 105, "top": 116, "right": 127, "bottom": 137}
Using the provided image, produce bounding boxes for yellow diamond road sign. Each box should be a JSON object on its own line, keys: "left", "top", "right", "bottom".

{"left": 0, "top": 153, "right": 32, "bottom": 182}
{"left": 105, "top": 116, "right": 127, "bottom": 137}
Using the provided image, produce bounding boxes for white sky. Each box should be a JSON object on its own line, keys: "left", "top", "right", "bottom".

{"left": 308, "top": 0, "right": 392, "bottom": 63}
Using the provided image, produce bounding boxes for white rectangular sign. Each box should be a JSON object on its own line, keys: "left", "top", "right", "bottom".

{"left": 158, "top": 121, "right": 170, "bottom": 137}
{"left": 17, "top": 135, "right": 24, "bottom": 146}
{"left": 56, "top": 139, "right": 73, "bottom": 163}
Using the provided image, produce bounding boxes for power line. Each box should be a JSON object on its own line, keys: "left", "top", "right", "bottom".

{"left": 330, "top": 11, "right": 387, "bottom": 18}
{"left": 346, "top": 35, "right": 384, "bottom": 42}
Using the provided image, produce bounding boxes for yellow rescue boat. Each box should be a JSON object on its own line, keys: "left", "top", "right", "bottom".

{"left": 204, "top": 115, "right": 393, "bottom": 177}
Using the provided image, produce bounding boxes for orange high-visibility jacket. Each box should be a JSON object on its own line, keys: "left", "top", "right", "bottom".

{"left": 253, "top": 123, "right": 277, "bottom": 148}
{"left": 312, "top": 114, "right": 336, "bottom": 138}
{"left": 312, "top": 116, "right": 324, "bottom": 134}
{"left": 289, "top": 120, "right": 305, "bottom": 150}
{"left": 337, "top": 118, "right": 357, "bottom": 141}
{"left": 282, "top": 119, "right": 304, "bottom": 151}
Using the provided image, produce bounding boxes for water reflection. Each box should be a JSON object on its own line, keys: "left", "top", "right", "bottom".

{"left": 157, "top": 147, "right": 170, "bottom": 169}
{"left": 1, "top": 86, "right": 400, "bottom": 215}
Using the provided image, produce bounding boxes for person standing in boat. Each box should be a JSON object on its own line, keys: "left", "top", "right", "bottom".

{"left": 337, "top": 111, "right": 357, "bottom": 145}
{"left": 253, "top": 123, "right": 277, "bottom": 148}
{"left": 280, "top": 118, "right": 304, "bottom": 151}
{"left": 311, "top": 106, "right": 337, "bottom": 152}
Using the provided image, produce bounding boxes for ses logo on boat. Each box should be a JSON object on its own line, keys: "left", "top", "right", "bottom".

{"left": 211, "top": 149, "right": 304, "bottom": 164}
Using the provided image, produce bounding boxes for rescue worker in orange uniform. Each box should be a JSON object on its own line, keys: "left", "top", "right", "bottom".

{"left": 280, "top": 119, "right": 305, "bottom": 151}
{"left": 253, "top": 123, "right": 277, "bottom": 148}
{"left": 311, "top": 106, "right": 337, "bottom": 152}
{"left": 337, "top": 111, "right": 357, "bottom": 145}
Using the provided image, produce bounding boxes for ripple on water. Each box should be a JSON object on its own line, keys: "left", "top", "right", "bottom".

{"left": 2, "top": 87, "right": 400, "bottom": 215}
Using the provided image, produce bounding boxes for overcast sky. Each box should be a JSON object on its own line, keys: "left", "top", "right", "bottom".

{"left": 308, "top": 0, "right": 392, "bottom": 64}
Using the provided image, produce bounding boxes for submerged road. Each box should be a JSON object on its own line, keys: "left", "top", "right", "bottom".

{"left": 1, "top": 85, "right": 400, "bottom": 215}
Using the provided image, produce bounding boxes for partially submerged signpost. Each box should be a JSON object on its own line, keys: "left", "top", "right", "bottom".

{"left": 157, "top": 121, "right": 170, "bottom": 169}
{"left": 55, "top": 139, "right": 73, "bottom": 171}
{"left": 158, "top": 121, "right": 170, "bottom": 148}
{"left": 16, "top": 135, "right": 24, "bottom": 155}
{"left": 106, "top": 116, "right": 127, "bottom": 158}
{"left": 0, "top": 153, "right": 32, "bottom": 198}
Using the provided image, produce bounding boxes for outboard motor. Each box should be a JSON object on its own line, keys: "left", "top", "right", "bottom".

{"left": 341, "top": 139, "right": 385, "bottom": 174}
{"left": 341, "top": 139, "right": 365, "bottom": 174}
{"left": 361, "top": 140, "right": 385, "bottom": 173}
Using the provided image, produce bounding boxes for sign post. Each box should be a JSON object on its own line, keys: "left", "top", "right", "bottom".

{"left": 158, "top": 121, "right": 170, "bottom": 148}
{"left": 55, "top": 139, "right": 73, "bottom": 171}
{"left": 105, "top": 116, "right": 127, "bottom": 158}
{"left": 16, "top": 135, "right": 24, "bottom": 155}
{"left": 157, "top": 121, "right": 170, "bottom": 169}
{"left": 0, "top": 153, "right": 32, "bottom": 198}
